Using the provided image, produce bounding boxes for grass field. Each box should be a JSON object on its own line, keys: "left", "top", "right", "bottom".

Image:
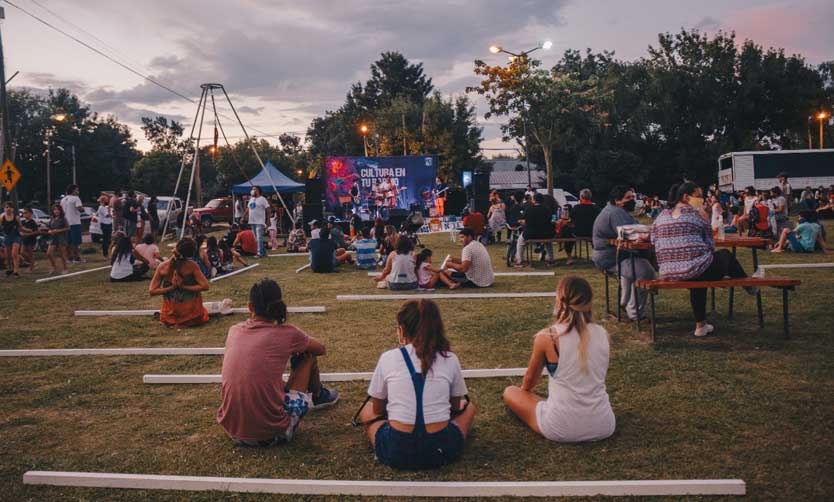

{"left": 1, "top": 224, "right": 833, "bottom": 501}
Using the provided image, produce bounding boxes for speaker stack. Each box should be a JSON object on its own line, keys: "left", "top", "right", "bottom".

{"left": 303, "top": 177, "right": 324, "bottom": 235}
{"left": 472, "top": 169, "right": 491, "bottom": 213}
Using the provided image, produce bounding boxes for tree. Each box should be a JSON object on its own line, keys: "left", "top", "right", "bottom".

{"left": 471, "top": 54, "right": 608, "bottom": 192}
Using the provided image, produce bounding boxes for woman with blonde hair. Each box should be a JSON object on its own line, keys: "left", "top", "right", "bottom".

{"left": 503, "top": 276, "right": 615, "bottom": 442}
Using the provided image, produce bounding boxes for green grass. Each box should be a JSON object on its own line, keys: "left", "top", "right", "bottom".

{"left": 1, "top": 225, "right": 833, "bottom": 501}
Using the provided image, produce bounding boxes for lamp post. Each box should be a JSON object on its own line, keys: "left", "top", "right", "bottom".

{"left": 359, "top": 124, "right": 369, "bottom": 157}
{"left": 818, "top": 111, "right": 829, "bottom": 150}
{"left": 487, "top": 41, "right": 552, "bottom": 188}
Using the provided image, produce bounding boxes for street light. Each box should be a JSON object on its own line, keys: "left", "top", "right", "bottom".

{"left": 486, "top": 40, "right": 552, "bottom": 188}
{"left": 359, "top": 124, "right": 370, "bottom": 157}
{"left": 818, "top": 111, "right": 829, "bottom": 150}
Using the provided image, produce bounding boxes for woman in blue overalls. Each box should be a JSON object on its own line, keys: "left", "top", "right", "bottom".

{"left": 357, "top": 299, "right": 476, "bottom": 469}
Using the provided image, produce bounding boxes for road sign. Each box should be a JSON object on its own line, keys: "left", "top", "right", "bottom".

{"left": 1, "top": 159, "right": 20, "bottom": 192}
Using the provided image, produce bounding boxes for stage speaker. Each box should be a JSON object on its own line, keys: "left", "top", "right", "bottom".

{"left": 445, "top": 187, "right": 467, "bottom": 216}
{"left": 302, "top": 204, "right": 323, "bottom": 235}
{"left": 473, "top": 170, "right": 491, "bottom": 213}
{"left": 305, "top": 178, "right": 323, "bottom": 205}
{"left": 387, "top": 208, "right": 409, "bottom": 229}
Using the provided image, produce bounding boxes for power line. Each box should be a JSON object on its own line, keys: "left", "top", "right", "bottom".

{"left": 4, "top": 0, "right": 278, "bottom": 139}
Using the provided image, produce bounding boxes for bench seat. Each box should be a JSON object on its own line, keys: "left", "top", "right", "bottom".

{"left": 635, "top": 277, "right": 801, "bottom": 341}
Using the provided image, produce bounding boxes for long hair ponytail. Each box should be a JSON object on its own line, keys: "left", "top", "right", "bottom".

{"left": 397, "top": 299, "right": 450, "bottom": 376}
{"left": 171, "top": 237, "right": 197, "bottom": 274}
{"left": 553, "top": 276, "right": 594, "bottom": 373}
{"left": 249, "top": 278, "right": 288, "bottom": 324}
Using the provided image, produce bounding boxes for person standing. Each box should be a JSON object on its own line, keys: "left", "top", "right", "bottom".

{"left": 96, "top": 195, "right": 113, "bottom": 257}
{"left": 110, "top": 189, "right": 124, "bottom": 233}
{"left": 245, "top": 186, "right": 270, "bottom": 257}
{"left": 591, "top": 186, "right": 655, "bottom": 321}
{"left": 487, "top": 191, "right": 507, "bottom": 243}
{"left": 46, "top": 204, "right": 70, "bottom": 275}
{"left": 148, "top": 196, "right": 160, "bottom": 236}
{"left": 20, "top": 207, "right": 40, "bottom": 273}
{"left": 1, "top": 202, "right": 23, "bottom": 276}
{"left": 233, "top": 197, "right": 243, "bottom": 225}
{"left": 434, "top": 176, "right": 447, "bottom": 216}
{"left": 122, "top": 191, "right": 139, "bottom": 242}
{"left": 776, "top": 173, "right": 792, "bottom": 204}
{"left": 60, "top": 184, "right": 84, "bottom": 263}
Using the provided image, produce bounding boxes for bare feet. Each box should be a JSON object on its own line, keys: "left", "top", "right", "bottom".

{"left": 449, "top": 282, "right": 461, "bottom": 290}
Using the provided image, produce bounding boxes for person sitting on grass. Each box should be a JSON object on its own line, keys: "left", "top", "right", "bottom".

{"left": 652, "top": 182, "right": 757, "bottom": 338}
{"left": 374, "top": 235, "right": 418, "bottom": 290}
{"left": 353, "top": 226, "right": 378, "bottom": 269}
{"left": 309, "top": 227, "right": 353, "bottom": 273}
{"left": 109, "top": 234, "right": 150, "bottom": 282}
{"left": 286, "top": 228, "right": 308, "bottom": 253}
{"left": 443, "top": 228, "right": 495, "bottom": 288}
{"left": 199, "top": 236, "right": 225, "bottom": 278}
{"left": 503, "top": 276, "right": 615, "bottom": 443}
{"left": 217, "top": 278, "right": 339, "bottom": 447}
{"left": 232, "top": 224, "right": 259, "bottom": 257}
{"left": 149, "top": 237, "right": 210, "bottom": 328}
{"left": 415, "top": 248, "right": 458, "bottom": 290}
{"left": 356, "top": 299, "right": 475, "bottom": 469}
{"left": 219, "top": 239, "right": 247, "bottom": 274}
{"left": 771, "top": 211, "right": 827, "bottom": 254}
{"left": 135, "top": 233, "right": 163, "bottom": 270}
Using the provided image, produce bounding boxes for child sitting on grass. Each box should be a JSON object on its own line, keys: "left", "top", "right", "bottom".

{"left": 415, "top": 248, "right": 458, "bottom": 290}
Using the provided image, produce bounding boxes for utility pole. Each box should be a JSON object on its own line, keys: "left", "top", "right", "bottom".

{"left": 402, "top": 113, "right": 407, "bottom": 156}
{"left": 45, "top": 131, "right": 51, "bottom": 206}
{"left": 71, "top": 144, "right": 76, "bottom": 185}
{"left": 0, "top": 6, "right": 15, "bottom": 206}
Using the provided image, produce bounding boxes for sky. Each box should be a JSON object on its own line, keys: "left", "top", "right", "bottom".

{"left": 3, "top": 0, "right": 833, "bottom": 154}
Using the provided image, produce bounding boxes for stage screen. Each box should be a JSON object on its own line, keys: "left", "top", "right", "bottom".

{"left": 323, "top": 156, "right": 438, "bottom": 212}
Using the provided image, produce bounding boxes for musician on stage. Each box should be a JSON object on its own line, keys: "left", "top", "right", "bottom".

{"left": 380, "top": 175, "right": 398, "bottom": 208}
{"left": 349, "top": 180, "right": 361, "bottom": 214}
{"left": 434, "top": 176, "right": 448, "bottom": 216}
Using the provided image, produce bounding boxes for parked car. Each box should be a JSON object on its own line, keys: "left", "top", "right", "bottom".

{"left": 146, "top": 196, "right": 184, "bottom": 230}
{"left": 192, "top": 197, "right": 233, "bottom": 228}
{"left": 535, "top": 188, "right": 580, "bottom": 209}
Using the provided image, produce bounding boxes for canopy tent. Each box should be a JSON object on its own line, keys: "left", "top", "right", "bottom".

{"left": 231, "top": 161, "right": 305, "bottom": 194}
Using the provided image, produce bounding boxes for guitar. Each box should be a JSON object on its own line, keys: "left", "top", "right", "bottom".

{"left": 433, "top": 186, "right": 450, "bottom": 198}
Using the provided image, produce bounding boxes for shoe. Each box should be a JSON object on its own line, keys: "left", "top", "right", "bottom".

{"left": 5, "top": 270, "right": 12, "bottom": 276}
{"left": 694, "top": 324, "right": 715, "bottom": 337}
{"left": 311, "top": 387, "right": 340, "bottom": 410}
{"left": 60, "top": 270, "right": 69, "bottom": 275}
{"left": 743, "top": 286, "right": 760, "bottom": 296}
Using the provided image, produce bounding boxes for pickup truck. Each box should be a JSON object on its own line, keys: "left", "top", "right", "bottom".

{"left": 191, "top": 197, "right": 233, "bottom": 227}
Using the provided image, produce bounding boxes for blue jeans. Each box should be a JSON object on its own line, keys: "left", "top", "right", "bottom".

{"left": 252, "top": 224, "right": 265, "bottom": 256}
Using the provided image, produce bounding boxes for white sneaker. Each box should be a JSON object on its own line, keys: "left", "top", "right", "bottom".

{"left": 694, "top": 324, "right": 715, "bottom": 337}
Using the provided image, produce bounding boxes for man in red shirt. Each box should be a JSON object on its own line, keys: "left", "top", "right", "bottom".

{"left": 217, "top": 279, "right": 338, "bottom": 446}
{"left": 232, "top": 225, "right": 258, "bottom": 256}
{"left": 462, "top": 207, "right": 486, "bottom": 239}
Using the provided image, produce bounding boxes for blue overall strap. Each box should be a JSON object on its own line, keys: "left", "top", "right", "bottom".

{"left": 399, "top": 346, "right": 426, "bottom": 437}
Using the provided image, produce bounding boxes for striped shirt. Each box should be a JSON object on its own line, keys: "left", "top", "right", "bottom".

{"left": 651, "top": 206, "right": 714, "bottom": 281}
{"left": 353, "top": 238, "right": 378, "bottom": 269}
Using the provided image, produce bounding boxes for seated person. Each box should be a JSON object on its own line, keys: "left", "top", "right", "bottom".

{"left": 591, "top": 186, "right": 655, "bottom": 321}
{"left": 219, "top": 240, "right": 247, "bottom": 273}
{"left": 772, "top": 211, "right": 827, "bottom": 253}
{"left": 327, "top": 217, "right": 348, "bottom": 249}
{"left": 503, "top": 276, "right": 615, "bottom": 443}
{"left": 444, "top": 228, "right": 495, "bottom": 288}
{"left": 352, "top": 226, "right": 378, "bottom": 269}
{"left": 374, "top": 235, "right": 417, "bottom": 290}
{"left": 377, "top": 225, "right": 399, "bottom": 263}
{"left": 217, "top": 279, "right": 339, "bottom": 447}
{"left": 415, "top": 248, "right": 458, "bottom": 290}
{"left": 287, "top": 228, "right": 308, "bottom": 253}
{"left": 233, "top": 225, "right": 258, "bottom": 256}
{"left": 355, "top": 299, "right": 476, "bottom": 469}
{"left": 652, "top": 182, "right": 756, "bottom": 337}
{"left": 724, "top": 206, "right": 741, "bottom": 233}
{"left": 109, "top": 235, "right": 150, "bottom": 282}
{"left": 748, "top": 195, "right": 774, "bottom": 239}
{"left": 816, "top": 185, "right": 834, "bottom": 219}
{"left": 515, "top": 193, "right": 555, "bottom": 266}
{"left": 570, "top": 188, "right": 600, "bottom": 238}
{"left": 222, "top": 223, "right": 240, "bottom": 248}
{"left": 461, "top": 207, "right": 486, "bottom": 239}
{"left": 555, "top": 207, "right": 576, "bottom": 265}
{"left": 200, "top": 236, "right": 225, "bottom": 278}
{"left": 309, "top": 227, "right": 353, "bottom": 273}
{"left": 148, "top": 238, "right": 210, "bottom": 327}
{"left": 308, "top": 219, "right": 321, "bottom": 239}
{"left": 135, "top": 233, "right": 163, "bottom": 269}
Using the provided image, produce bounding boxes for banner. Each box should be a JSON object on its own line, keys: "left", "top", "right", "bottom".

{"left": 323, "top": 156, "right": 438, "bottom": 212}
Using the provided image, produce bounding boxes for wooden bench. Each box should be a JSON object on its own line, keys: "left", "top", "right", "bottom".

{"left": 524, "top": 237, "right": 592, "bottom": 263}
{"left": 636, "top": 277, "right": 801, "bottom": 342}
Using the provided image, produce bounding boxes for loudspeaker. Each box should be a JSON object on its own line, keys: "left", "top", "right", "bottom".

{"left": 445, "top": 187, "right": 467, "bottom": 216}
{"left": 305, "top": 178, "right": 323, "bottom": 205}
{"left": 387, "top": 208, "right": 409, "bottom": 229}
{"left": 302, "top": 204, "right": 323, "bottom": 235}
{"left": 473, "top": 170, "right": 491, "bottom": 213}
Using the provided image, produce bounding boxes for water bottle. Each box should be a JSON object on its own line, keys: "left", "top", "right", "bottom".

{"left": 717, "top": 223, "right": 725, "bottom": 240}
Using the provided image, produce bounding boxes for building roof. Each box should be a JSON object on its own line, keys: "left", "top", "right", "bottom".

{"left": 489, "top": 170, "right": 546, "bottom": 190}
{"left": 486, "top": 159, "right": 540, "bottom": 172}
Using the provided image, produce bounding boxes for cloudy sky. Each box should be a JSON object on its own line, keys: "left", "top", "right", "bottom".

{"left": 4, "top": 0, "right": 833, "bottom": 153}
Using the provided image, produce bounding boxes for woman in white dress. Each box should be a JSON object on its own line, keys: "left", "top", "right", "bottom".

{"left": 486, "top": 192, "right": 507, "bottom": 243}
{"left": 503, "top": 276, "right": 615, "bottom": 442}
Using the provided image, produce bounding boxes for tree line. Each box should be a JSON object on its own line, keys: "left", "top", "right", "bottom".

{"left": 4, "top": 29, "right": 832, "bottom": 206}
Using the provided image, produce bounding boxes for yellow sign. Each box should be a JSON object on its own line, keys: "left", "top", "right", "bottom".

{"left": 1, "top": 159, "right": 20, "bottom": 192}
